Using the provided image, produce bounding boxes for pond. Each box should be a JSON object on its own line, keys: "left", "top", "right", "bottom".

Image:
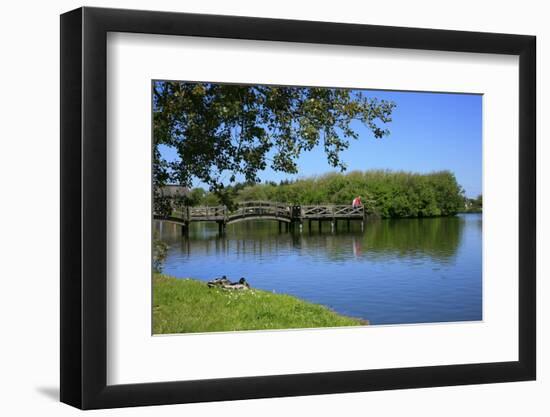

{"left": 154, "top": 213, "right": 482, "bottom": 325}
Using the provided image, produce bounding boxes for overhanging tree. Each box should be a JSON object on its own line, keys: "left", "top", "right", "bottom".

{"left": 153, "top": 81, "right": 396, "bottom": 209}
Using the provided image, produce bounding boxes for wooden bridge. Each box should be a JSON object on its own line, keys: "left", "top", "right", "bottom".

{"left": 154, "top": 201, "right": 367, "bottom": 235}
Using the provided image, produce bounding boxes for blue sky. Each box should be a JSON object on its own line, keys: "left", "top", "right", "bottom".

{"left": 159, "top": 89, "right": 482, "bottom": 197}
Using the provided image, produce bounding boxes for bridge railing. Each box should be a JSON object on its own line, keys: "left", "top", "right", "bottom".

{"left": 171, "top": 206, "right": 227, "bottom": 221}
{"left": 165, "top": 201, "right": 367, "bottom": 223}
{"left": 301, "top": 204, "right": 365, "bottom": 219}
{"left": 333, "top": 205, "right": 365, "bottom": 217}
{"left": 229, "top": 201, "right": 291, "bottom": 220}
{"left": 235, "top": 200, "right": 290, "bottom": 210}
{"left": 189, "top": 206, "right": 226, "bottom": 220}
{"left": 301, "top": 205, "right": 334, "bottom": 218}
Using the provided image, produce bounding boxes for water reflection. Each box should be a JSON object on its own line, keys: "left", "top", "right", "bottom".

{"left": 362, "top": 216, "right": 463, "bottom": 262}
{"left": 155, "top": 213, "right": 482, "bottom": 325}
{"left": 156, "top": 215, "right": 463, "bottom": 264}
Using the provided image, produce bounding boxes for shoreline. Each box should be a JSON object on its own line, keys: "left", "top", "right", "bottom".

{"left": 153, "top": 274, "right": 368, "bottom": 334}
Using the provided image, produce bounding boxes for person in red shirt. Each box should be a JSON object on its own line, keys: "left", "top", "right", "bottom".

{"left": 352, "top": 196, "right": 362, "bottom": 208}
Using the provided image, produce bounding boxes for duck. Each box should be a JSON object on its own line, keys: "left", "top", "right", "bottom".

{"left": 235, "top": 277, "right": 250, "bottom": 289}
{"left": 207, "top": 275, "right": 231, "bottom": 288}
{"left": 224, "top": 278, "right": 250, "bottom": 290}
{"left": 207, "top": 276, "right": 251, "bottom": 290}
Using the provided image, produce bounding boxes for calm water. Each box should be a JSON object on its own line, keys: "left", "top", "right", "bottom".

{"left": 155, "top": 213, "right": 482, "bottom": 325}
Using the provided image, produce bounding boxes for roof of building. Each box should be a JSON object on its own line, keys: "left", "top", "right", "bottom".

{"left": 157, "top": 185, "right": 189, "bottom": 197}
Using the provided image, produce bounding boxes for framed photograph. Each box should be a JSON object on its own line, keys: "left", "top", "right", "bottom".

{"left": 60, "top": 7, "right": 536, "bottom": 409}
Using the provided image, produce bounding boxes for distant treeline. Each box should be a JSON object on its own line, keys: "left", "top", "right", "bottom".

{"left": 462, "top": 194, "right": 482, "bottom": 213}
{"left": 180, "top": 170, "right": 467, "bottom": 218}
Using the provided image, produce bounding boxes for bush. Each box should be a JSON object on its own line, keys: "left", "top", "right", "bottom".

{"left": 153, "top": 238, "right": 168, "bottom": 272}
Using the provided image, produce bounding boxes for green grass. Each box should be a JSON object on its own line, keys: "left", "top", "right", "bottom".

{"left": 153, "top": 274, "right": 367, "bottom": 334}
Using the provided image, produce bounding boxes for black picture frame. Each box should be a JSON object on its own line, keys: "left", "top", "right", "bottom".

{"left": 60, "top": 6, "right": 536, "bottom": 410}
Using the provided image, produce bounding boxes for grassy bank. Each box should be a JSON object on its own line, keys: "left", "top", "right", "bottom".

{"left": 153, "top": 274, "right": 366, "bottom": 334}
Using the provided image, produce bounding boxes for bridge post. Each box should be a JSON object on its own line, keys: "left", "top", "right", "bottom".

{"left": 181, "top": 222, "right": 189, "bottom": 237}
{"left": 217, "top": 221, "right": 226, "bottom": 235}
{"left": 278, "top": 221, "right": 282, "bottom": 233}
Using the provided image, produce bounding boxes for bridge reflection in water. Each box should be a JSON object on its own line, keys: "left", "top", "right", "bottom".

{"left": 154, "top": 200, "right": 367, "bottom": 235}
{"left": 155, "top": 214, "right": 464, "bottom": 264}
